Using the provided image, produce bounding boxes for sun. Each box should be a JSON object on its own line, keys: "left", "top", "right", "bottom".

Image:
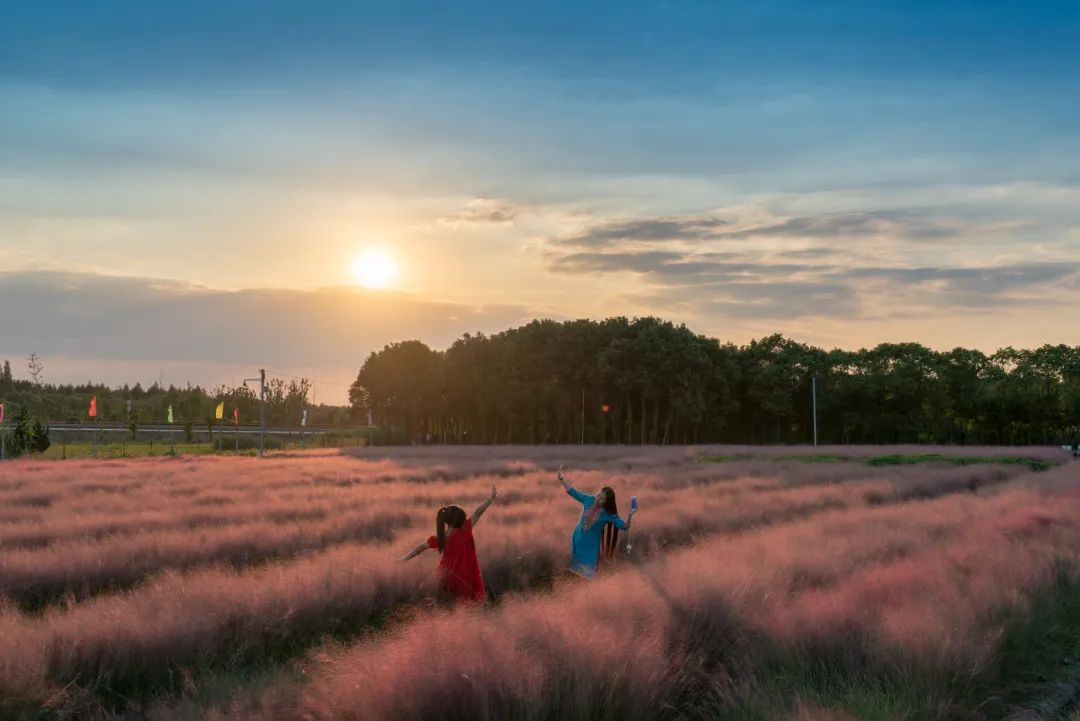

{"left": 350, "top": 249, "right": 399, "bottom": 289}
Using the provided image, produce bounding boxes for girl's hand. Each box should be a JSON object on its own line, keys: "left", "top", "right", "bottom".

{"left": 489, "top": 485, "right": 498, "bottom": 501}
{"left": 557, "top": 464, "right": 565, "bottom": 482}
{"left": 628, "top": 508, "right": 638, "bottom": 518}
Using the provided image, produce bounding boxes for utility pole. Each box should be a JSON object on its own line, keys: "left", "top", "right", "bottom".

{"left": 259, "top": 369, "right": 266, "bottom": 457}
{"left": 812, "top": 374, "right": 819, "bottom": 447}
{"left": 243, "top": 369, "right": 267, "bottom": 458}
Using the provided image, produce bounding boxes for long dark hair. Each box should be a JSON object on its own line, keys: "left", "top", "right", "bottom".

{"left": 435, "top": 505, "right": 467, "bottom": 552}
{"left": 600, "top": 486, "right": 619, "bottom": 559}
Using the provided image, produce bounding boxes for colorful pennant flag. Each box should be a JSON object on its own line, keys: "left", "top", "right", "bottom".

{"left": 167, "top": 405, "right": 174, "bottom": 424}
{"left": 301, "top": 409, "right": 308, "bottom": 427}
{"left": 215, "top": 401, "right": 224, "bottom": 420}
{"left": 89, "top": 396, "right": 97, "bottom": 418}
{"left": 233, "top": 407, "right": 239, "bottom": 426}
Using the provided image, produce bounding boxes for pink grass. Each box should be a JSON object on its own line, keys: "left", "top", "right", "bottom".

{"left": 0, "top": 446, "right": 1070, "bottom": 719}
{"left": 241, "top": 484, "right": 1080, "bottom": 721}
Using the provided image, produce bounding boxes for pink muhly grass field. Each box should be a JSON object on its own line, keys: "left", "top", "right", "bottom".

{"left": 0, "top": 445, "right": 1074, "bottom": 720}
{"left": 259, "top": 486, "right": 1080, "bottom": 721}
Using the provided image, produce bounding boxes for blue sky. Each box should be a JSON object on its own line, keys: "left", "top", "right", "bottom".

{"left": 1, "top": 1, "right": 1078, "bottom": 400}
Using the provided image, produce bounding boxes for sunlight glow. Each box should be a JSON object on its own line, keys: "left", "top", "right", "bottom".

{"left": 350, "top": 249, "right": 399, "bottom": 289}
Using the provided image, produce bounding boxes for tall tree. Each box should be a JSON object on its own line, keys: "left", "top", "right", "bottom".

{"left": 26, "top": 353, "right": 44, "bottom": 386}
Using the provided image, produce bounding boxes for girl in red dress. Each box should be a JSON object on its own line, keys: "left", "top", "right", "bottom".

{"left": 399, "top": 485, "right": 497, "bottom": 603}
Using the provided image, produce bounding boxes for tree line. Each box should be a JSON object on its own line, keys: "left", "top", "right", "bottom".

{"left": 350, "top": 317, "right": 1080, "bottom": 446}
{"left": 0, "top": 362, "right": 350, "bottom": 429}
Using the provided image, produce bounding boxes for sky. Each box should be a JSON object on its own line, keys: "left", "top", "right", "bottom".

{"left": 2, "top": 1, "right": 1079, "bottom": 403}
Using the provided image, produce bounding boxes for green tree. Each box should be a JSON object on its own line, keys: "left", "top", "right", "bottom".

{"left": 355, "top": 340, "right": 441, "bottom": 443}
{"left": 5, "top": 407, "right": 50, "bottom": 458}
{"left": 0, "top": 360, "right": 13, "bottom": 395}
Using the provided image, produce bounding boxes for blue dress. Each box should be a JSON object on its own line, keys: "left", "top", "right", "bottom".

{"left": 566, "top": 486, "right": 628, "bottom": 578}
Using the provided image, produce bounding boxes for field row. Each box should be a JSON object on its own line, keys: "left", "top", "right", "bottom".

{"left": 0, "top": 462, "right": 1037, "bottom": 608}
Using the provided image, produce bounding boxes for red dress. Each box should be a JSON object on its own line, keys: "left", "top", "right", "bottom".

{"left": 426, "top": 518, "right": 485, "bottom": 602}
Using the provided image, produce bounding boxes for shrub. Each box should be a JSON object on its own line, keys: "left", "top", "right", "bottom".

{"left": 212, "top": 434, "right": 283, "bottom": 451}
{"left": 3, "top": 408, "right": 50, "bottom": 458}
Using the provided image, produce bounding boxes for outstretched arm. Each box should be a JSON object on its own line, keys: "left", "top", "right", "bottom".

{"left": 398, "top": 540, "right": 430, "bottom": 562}
{"left": 471, "top": 485, "right": 498, "bottom": 526}
{"left": 559, "top": 466, "right": 592, "bottom": 505}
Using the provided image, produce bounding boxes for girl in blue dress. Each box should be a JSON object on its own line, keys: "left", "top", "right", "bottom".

{"left": 557, "top": 465, "right": 637, "bottom": 578}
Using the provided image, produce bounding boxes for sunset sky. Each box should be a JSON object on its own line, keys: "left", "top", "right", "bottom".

{"left": 2, "top": 2, "right": 1078, "bottom": 403}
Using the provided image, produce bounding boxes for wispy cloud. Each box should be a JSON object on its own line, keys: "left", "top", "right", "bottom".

{"left": 555, "top": 216, "right": 729, "bottom": 248}
{"left": 720, "top": 211, "right": 973, "bottom": 241}
{"left": 849, "top": 262, "right": 1080, "bottom": 309}
{"left": 848, "top": 263, "right": 1080, "bottom": 289}
{"left": 539, "top": 191, "right": 1080, "bottom": 326}
{"left": 550, "top": 251, "right": 687, "bottom": 274}
{"left": 438, "top": 198, "right": 519, "bottom": 226}
{"left": 551, "top": 251, "right": 826, "bottom": 283}
{"left": 553, "top": 208, "right": 1021, "bottom": 251}
{"left": 628, "top": 280, "right": 861, "bottom": 320}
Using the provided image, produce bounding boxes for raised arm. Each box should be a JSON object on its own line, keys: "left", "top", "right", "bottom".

{"left": 398, "top": 540, "right": 430, "bottom": 562}
{"left": 556, "top": 464, "right": 571, "bottom": 492}
{"left": 471, "top": 485, "right": 498, "bottom": 526}
{"left": 557, "top": 464, "right": 591, "bottom": 505}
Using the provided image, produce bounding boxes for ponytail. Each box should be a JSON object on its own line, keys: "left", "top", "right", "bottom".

{"left": 601, "top": 522, "right": 619, "bottom": 559}
{"left": 435, "top": 505, "right": 467, "bottom": 552}
{"left": 600, "top": 487, "right": 619, "bottom": 559}
{"left": 436, "top": 507, "right": 448, "bottom": 552}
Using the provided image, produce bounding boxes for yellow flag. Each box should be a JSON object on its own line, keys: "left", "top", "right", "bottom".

{"left": 215, "top": 401, "right": 224, "bottom": 420}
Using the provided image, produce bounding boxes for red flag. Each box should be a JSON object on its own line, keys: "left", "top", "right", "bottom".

{"left": 0, "top": 403, "right": 4, "bottom": 424}
{"left": 234, "top": 407, "right": 239, "bottom": 426}
{"left": 89, "top": 396, "right": 97, "bottom": 418}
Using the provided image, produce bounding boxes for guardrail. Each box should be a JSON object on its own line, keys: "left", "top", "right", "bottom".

{"left": 45, "top": 423, "right": 369, "bottom": 433}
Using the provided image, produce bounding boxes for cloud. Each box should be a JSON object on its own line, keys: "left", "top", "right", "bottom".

{"left": 624, "top": 280, "right": 860, "bottom": 320}
{"left": 438, "top": 198, "right": 519, "bottom": 226}
{"left": 782, "top": 247, "right": 842, "bottom": 259}
{"left": 549, "top": 243, "right": 1080, "bottom": 320}
{"left": 0, "top": 270, "right": 533, "bottom": 373}
{"left": 702, "top": 281, "right": 860, "bottom": 319}
{"left": 720, "top": 211, "right": 967, "bottom": 241}
{"left": 555, "top": 216, "right": 729, "bottom": 248}
{"left": 549, "top": 250, "right": 830, "bottom": 283}
{"left": 551, "top": 208, "right": 1022, "bottom": 253}
{"left": 539, "top": 196, "right": 1080, "bottom": 326}
{"left": 848, "top": 262, "right": 1080, "bottom": 308}
{"left": 550, "top": 251, "right": 686, "bottom": 274}
{"left": 849, "top": 263, "right": 1080, "bottom": 289}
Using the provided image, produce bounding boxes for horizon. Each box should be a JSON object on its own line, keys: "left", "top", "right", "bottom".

{"left": 3, "top": 2, "right": 1079, "bottom": 404}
